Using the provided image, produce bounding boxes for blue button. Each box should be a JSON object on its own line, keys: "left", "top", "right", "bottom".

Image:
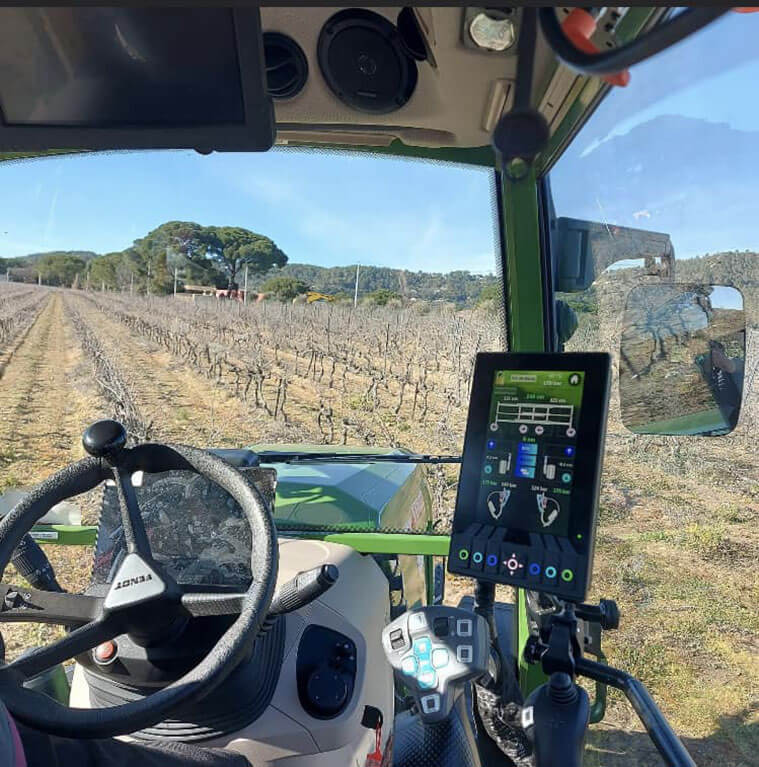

{"left": 472, "top": 551, "right": 483, "bottom": 564}
{"left": 487, "top": 439, "right": 496, "bottom": 449}
{"left": 518, "top": 454, "right": 537, "bottom": 467}
{"left": 517, "top": 466, "right": 536, "bottom": 478}
{"left": 545, "top": 566, "right": 557, "bottom": 579}
{"left": 561, "top": 472, "right": 572, "bottom": 483}
{"left": 519, "top": 442, "right": 538, "bottom": 454}
{"left": 528, "top": 562, "right": 541, "bottom": 576}
{"left": 564, "top": 446, "right": 575, "bottom": 457}
{"left": 414, "top": 637, "right": 431, "bottom": 657}
{"left": 486, "top": 553, "right": 498, "bottom": 567}
{"left": 484, "top": 465, "right": 493, "bottom": 474}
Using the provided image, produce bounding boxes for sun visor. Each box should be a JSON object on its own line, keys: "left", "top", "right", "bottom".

{"left": 0, "top": 7, "right": 274, "bottom": 151}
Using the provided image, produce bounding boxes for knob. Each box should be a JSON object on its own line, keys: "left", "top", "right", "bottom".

{"left": 82, "top": 420, "right": 127, "bottom": 461}
{"left": 304, "top": 665, "right": 349, "bottom": 717}
{"left": 599, "top": 599, "right": 620, "bottom": 631}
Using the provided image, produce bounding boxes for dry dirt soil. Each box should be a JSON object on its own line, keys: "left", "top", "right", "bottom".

{"left": 0, "top": 289, "right": 755, "bottom": 766}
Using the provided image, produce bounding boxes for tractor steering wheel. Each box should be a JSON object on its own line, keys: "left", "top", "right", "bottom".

{"left": 0, "top": 421, "right": 278, "bottom": 739}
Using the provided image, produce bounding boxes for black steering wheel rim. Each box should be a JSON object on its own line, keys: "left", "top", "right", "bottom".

{"left": 0, "top": 442, "right": 278, "bottom": 738}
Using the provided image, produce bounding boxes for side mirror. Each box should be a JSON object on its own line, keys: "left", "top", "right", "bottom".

{"left": 556, "top": 217, "right": 674, "bottom": 292}
{"left": 619, "top": 284, "right": 746, "bottom": 436}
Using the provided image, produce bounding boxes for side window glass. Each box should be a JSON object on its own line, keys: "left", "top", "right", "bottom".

{"left": 548, "top": 12, "right": 757, "bottom": 763}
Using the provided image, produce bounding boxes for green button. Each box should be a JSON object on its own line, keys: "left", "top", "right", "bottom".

{"left": 561, "top": 569, "right": 574, "bottom": 582}
{"left": 458, "top": 548, "right": 469, "bottom": 561}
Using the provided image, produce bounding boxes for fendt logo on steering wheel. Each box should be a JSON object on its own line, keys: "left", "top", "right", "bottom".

{"left": 114, "top": 573, "right": 153, "bottom": 590}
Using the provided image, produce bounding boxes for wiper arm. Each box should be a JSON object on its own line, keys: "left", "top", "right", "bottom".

{"left": 256, "top": 451, "right": 462, "bottom": 465}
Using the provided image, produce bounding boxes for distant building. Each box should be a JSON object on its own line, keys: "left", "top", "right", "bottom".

{"left": 182, "top": 284, "right": 216, "bottom": 295}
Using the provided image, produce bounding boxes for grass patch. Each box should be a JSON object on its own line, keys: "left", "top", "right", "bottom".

{"left": 683, "top": 523, "right": 730, "bottom": 558}
{"left": 636, "top": 530, "right": 674, "bottom": 543}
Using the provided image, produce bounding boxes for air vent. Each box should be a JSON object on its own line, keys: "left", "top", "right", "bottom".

{"left": 263, "top": 32, "right": 308, "bottom": 100}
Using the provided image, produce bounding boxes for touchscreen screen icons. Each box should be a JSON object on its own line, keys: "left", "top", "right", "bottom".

{"left": 477, "top": 370, "right": 584, "bottom": 537}
{"left": 450, "top": 352, "right": 611, "bottom": 603}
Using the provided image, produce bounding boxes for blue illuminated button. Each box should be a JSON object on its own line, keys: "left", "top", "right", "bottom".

{"left": 517, "top": 466, "right": 536, "bottom": 479}
{"left": 414, "top": 637, "right": 432, "bottom": 657}
{"left": 519, "top": 442, "right": 538, "bottom": 454}
{"left": 432, "top": 649, "right": 449, "bottom": 669}
{"left": 561, "top": 472, "right": 572, "bottom": 483}
{"left": 401, "top": 655, "right": 418, "bottom": 676}
{"left": 528, "top": 562, "right": 541, "bottom": 577}
{"left": 487, "top": 439, "right": 496, "bottom": 449}
{"left": 486, "top": 553, "right": 498, "bottom": 567}
{"left": 564, "top": 446, "right": 575, "bottom": 457}
{"left": 484, "top": 465, "right": 493, "bottom": 474}
{"left": 544, "top": 566, "right": 557, "bottom": 580}
{"left": 472, "top": 551, "right": 483, "bottom": 564}
{"left": 418, "top": 670, "right": 437, "bottom": 689}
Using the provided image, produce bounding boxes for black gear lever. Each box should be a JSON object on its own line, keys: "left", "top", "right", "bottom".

{"left": 82, "top": 419, "right": 128, "bottom": 463}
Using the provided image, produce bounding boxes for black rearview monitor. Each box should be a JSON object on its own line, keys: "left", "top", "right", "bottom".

{"left": 0, "top": 7, "right": 274, "bottom": 151}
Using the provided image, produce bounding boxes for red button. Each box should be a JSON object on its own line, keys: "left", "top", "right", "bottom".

{"left": 94, "top": 641, "right": 117, "bottom": 663}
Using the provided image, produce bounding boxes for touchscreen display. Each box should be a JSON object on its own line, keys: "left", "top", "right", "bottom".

{"left": 476, "top": 369, "right": 584, "bottom": 538}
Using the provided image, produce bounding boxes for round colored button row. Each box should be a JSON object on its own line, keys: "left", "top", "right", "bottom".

{"left": 459, "top": 550, "right": 500, "bottom": 567}
{"left": 528, "top": 562, "right": 573, "bottom": 582}
{"left": 459, "top": 548, "right": 573, "bottom": 582}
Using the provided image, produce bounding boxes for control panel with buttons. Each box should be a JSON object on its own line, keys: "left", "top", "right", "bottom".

{"left": 381, "top": 606, "right": 489, "bottom": 724}
{"left": 449, "top": 522, "right": 584, "bottom": 601}
{"left": 447, "top": 353, "right": 611, "bottom": 604}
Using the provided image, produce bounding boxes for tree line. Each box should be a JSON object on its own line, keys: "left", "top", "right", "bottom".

{"left": 3, "top": 234, "right": 756, "bottom": 313}
{"left": 1, "top": 219, "right": 502, "bottom": 307}
{"left": 2, "top": 222, "right": 286, "bottom": 295}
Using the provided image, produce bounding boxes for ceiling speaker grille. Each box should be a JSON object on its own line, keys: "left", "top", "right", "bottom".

{"left": 317, "top": 9, "right": 418, "bottom": 114}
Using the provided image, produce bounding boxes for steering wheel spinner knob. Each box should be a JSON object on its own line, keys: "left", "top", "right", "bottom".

{"left": 82, "top": 420, "right": 128, "bottom": 461}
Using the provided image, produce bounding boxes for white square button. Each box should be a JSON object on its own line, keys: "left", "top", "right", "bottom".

{"left": 409, "top": 613, "right": 427, "bottom": 631}
{"left": 457, "top": 645, "right": 473, "bottom": 663}
{"left": 420, "top": 694, "right": 441, "bottom": 714}
{"left": 401, "top": 655, "right": 417, "bottom": 676}
{"left": 456, "top": 619, "right": 472, "bottom": 637}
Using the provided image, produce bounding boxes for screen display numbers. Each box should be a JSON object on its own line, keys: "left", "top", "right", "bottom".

{"left": 477, "top": 370, "right": 584, "bottom": 538}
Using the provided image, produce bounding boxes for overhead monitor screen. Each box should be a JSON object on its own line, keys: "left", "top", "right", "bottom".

{"left": 0, "top": 8, "right": 245, "bottom": 126}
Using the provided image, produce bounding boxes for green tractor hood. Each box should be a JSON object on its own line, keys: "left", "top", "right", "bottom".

{"left": 250, "top": 444, "right": 432, "bottom": 532}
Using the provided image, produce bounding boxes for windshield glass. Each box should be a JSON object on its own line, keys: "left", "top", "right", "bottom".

{"left": 0, "top": 149, "right": 500, "bottom": 646}
{"left": 550, "top": 11, "right": 757, "bottom": 765}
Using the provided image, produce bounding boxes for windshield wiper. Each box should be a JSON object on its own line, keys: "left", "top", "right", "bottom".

{"left": 256, "top": 451, "right": 462, "bottom": 465}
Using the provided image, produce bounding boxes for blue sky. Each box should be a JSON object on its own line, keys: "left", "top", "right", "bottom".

{"left": 0, "top": 149, "right": 498, "bottom": 274}
{"left": 553, "top": 11, "right": 759, "bottom": 260}
{"left": 2, "top": 12, "right": 758, "bottom": 273}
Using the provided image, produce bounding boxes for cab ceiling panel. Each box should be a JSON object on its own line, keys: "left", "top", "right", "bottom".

{"left": 262, "top": 7, "right": 555, "bottom": 149}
